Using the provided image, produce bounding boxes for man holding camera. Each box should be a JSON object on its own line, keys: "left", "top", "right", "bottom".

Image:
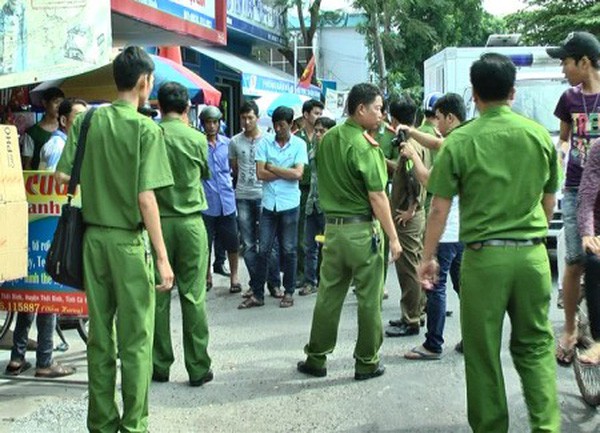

{"left": 385, "top": 96, "right": 431, "bottom": 337}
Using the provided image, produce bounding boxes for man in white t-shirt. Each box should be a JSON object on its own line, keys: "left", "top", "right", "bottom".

{"left": 397, "top": 93, "right": 466, "bottom": 360}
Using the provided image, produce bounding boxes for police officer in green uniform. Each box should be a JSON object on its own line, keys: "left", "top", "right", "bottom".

{"left": 56, "top": 47, "right": 175, "bottom": 433}
{"left": 151, "top": 82, "right": 213, "bottom": 387}
{"left": 295, "top": 99, "right": 324, "bottom": 287}
{"left": 297, "top": 83, "right": 401, "bottom": 380}
{"left": 421, "top": 53, "right": 560, "bottom": 432}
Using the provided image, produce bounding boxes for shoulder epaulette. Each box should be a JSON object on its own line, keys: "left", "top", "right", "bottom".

{"left": 363, "top": 131, "right": 380, "bottom": 147}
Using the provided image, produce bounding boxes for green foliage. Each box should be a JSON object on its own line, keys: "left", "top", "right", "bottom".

{"left": 505, "top": 0, "right": 600, "bottom": 45}
{"left": 354, "top": 0, "right": 506, "bottom": 92}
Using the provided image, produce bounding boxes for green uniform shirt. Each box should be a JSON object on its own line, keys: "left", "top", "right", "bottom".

{"left": 296, "top": 128, "right": 314, "bottom": 187}
{"left": 155, "top": 117, "right": 209, "bottom": 217}
{"left": 418, "top": 120, "right": 438, "bottom": 162}
{"left": 428, "top": 105, "right": 560, "bottom": 243}
{"left": 57, "top": 100, "right": 174, "bottom": 230}
{"left": 317, "top": 118, "right": 387, "bottom": 217}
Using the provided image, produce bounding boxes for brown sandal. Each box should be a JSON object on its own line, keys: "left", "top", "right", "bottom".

{"left": 4, "top": 361, "right": 31, "bottom": 376}
{"left": 230, "top": 283, "right": 242, "bottom": 294}
{"left": 35, "top": 363, "right": 76, "bottom": 378}
{"left": 280, "top": 294, "right": 294, "bottom": 308}
{"left": 238, "top": 296, "right": 265, "bottom": 309}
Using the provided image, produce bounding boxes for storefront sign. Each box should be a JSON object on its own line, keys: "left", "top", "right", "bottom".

{"left": 0, "top": 0, "right": 111, "bottom": 88}
{"left": 0, "top": 172, "right": 87, "bottom": 315}
{"left": 112, "top": 0, "right": 226, "bottom": 45}
{"left": 134, "top": 0, "right": 216, "bottom": 29}
{"left": 227, "top": 0, "right": 285, "bottom": 46}
{"left": 242, "top": 73, "right": 321, "bottom": 99}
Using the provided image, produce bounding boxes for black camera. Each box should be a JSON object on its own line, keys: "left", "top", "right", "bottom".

{"left": 391, "top": 129, "right": 407, "bottom": 148}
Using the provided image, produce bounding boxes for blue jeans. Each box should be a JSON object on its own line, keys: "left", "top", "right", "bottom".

{"left": 10, "top": 312, "right": 56, "bottom": 368}
{"left": 423, "top": 242, "right": 464, "bottom": 353}
{"left": 251, "top": 206, "right": 299, "bottom": 299}
{"left": 562, "top": 188, "right": 585, "bottom": 265}
{"left": 303, "top": 210, "right": 325, "bottom": 286}
{"left": 236, "top": 199, "right": 280, "bottom": 287}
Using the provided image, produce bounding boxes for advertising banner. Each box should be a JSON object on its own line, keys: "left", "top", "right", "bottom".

{"left": 242, "top": 73, "right": 322, "bottom": 99}
{"left": 0, "top": 0, "right": 111, "bottom": 89}
{"left": 134, "top": 0, "right": 216, "bottom": 29}
{"left": 0, "top": 171, "right": 87, "bottom": 316}
{"left": 227, "top": 0, "right": 285, "bottom": 45}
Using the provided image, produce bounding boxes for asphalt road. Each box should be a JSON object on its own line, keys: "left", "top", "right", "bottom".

{"left": 1, "top": 259, "right": 599, "bottom": 433}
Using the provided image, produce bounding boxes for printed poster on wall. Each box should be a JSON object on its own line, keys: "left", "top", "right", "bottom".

{"left": 0, "top": 171, "right": 87, "bottom": 316}
{"left": 0, "top": 0, "right": 111, "bottom": 89}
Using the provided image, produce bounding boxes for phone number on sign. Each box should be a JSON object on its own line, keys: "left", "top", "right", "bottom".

{"left": 0, "top": 300, "right": 39, "bottom": 313}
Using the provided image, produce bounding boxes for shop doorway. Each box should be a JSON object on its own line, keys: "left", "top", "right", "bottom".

{"left": 216, "top": 79, "right": 241, "bottom": 137}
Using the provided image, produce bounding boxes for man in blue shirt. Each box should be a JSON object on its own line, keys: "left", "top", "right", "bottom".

{"left": 200, "top": 106, "right": 242, "bottom": 293}
{"left": 239, "top": 106, "right": 308, "bottom": 309}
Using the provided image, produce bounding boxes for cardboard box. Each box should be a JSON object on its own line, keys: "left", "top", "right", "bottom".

{"left": 0, "top": 201, "right": 28, "bottom": 282}
{"left": 0, "top": 125, "right": 25, "bottom": 203}
{"left": 0, "top": 125, "right": 28, "bottom": 282}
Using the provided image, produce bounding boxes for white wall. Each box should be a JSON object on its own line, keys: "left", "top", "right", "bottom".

{"left": 319, "top": 27, "right": 369, "bottom": 90}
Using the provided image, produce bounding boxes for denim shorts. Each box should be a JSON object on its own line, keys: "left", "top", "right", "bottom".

{"left": 562, "top": 188, "right": 585, "bottom": 265}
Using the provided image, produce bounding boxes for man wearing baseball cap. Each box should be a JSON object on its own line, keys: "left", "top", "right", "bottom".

{"left": 547, "top": 31, "right": 600, "bottom": 366}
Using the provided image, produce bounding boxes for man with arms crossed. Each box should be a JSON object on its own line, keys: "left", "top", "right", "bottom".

{"left": 229, "top": 101, "right": 281, "bottom": 298}
{"left": 420, "top": 53, "right": 560, "bottom": 432}
{"left": 56, "top": 47, "right": 174, "bottom": 433}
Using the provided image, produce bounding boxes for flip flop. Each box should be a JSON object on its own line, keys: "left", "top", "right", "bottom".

{"left": 404, "top": 346, "right": 441, "bottom": 361}
{"left": 4, "top": 361, "right": 32, "bottom": 376}
{"left": 229, "top": 283, "right": 242, "bottom": 294}
{"left": 556, "top": 338, "right": 577, "bottom": 367}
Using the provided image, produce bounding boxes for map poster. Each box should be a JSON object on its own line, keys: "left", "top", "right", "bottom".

{"left": 0, "top": 171, "right": 87, "bottom": 316}
{"left": 0, "top": 0, "right": 111, "bottom": 89}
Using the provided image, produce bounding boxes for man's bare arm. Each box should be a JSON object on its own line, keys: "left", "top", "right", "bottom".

{"left": 397, "top": 124, "right": 443, "bottom": 150}
{"left": 256, "top": 162, "right": 279, "bottom": 181}
{"left": 368, "top": 190, "right": 402, "bottom": 262}
{"left": 266, "top": 162, "right": 304, "bottom": 181}
{"left": 138, "top": 190, "right": 174, "bottom": 292}
{"left": 542, "top": 193, "right": 556, "bottom": 223}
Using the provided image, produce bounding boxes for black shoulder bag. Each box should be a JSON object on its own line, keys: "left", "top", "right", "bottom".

{"left": 45, "top": 108, "right": 96, "bottom": 290}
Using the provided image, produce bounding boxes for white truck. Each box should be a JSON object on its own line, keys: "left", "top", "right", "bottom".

{"left": 424, "top": 45, "right": 569, "bottom": 249}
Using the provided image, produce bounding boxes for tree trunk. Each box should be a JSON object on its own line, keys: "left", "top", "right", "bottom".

{"left": 370, "top": 9, "right": 387, "bottom": 93}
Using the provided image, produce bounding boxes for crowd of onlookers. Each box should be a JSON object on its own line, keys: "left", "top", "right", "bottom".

{"left": 4, "top": 31, "right": 600, "bottom": 432}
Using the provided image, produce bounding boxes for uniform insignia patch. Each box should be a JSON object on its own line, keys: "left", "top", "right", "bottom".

{"left": 363, "top": 131, "right": 380, "bottom": 147}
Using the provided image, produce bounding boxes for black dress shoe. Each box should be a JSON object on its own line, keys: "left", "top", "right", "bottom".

{"left": 152, "top": 371, "right": 169, "bottom": 383}
{"left": 389, "top": 318, "right": 425, "bottom": 327}
{"left": 297, "top": 361, "right": 327, "bottom": 377}
{"left": 213, "top": 264, "right": 231, "bottom": 277}
{"left": 385, "top": 323, "right": 419, "bottom": 337}
{"left": 190, "top": 369, "right": 214, "bottom": 387}
{"left": 355, "top": 365, "right": 385, "bottom": 381}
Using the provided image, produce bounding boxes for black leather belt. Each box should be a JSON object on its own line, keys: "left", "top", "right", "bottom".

{"left": 467, "top": 238, "right": 544, "bottom": 250}
{"left": 326, "top": 215, "right": 373, "bottom": 225}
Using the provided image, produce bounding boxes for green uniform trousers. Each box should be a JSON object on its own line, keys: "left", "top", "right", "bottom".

{"left": 153, "top": 215, "right": 211, "bottom": 382}
{"left": 461, "top": 244, "right": 560, "bottom": 433}
{"left": 394, "top": 209, "right": 426, "bottom": 325}
{"left": 304, "top": 221, "right": 384, "bottom": 374}
{"left": 83, "top": 226, "right": 155, "bottom": 433}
